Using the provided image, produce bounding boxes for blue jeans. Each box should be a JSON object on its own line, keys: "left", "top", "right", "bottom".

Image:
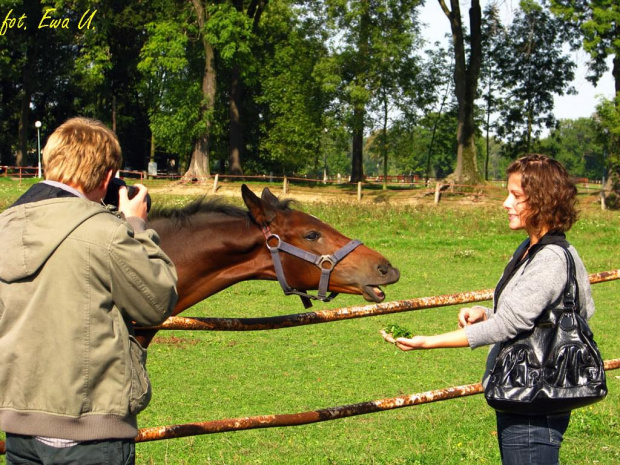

{"left": 5, "top": 434, "right": 135, "bottom": 465}
{"left": 496, "top": 411, "right": 571, "bottom": 465}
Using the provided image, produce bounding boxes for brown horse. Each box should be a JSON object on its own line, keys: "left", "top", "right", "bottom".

{"left": 137, "top": 184, "right": 399, "bottom": 346}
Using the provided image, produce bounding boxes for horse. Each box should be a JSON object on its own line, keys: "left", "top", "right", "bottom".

{"left": 138, "top": 184, "right": 400, "bottom": 347}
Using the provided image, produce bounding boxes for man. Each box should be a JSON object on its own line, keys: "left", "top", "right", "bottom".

{"left": 0, "top": 117, "right": 178, "bottom": 464}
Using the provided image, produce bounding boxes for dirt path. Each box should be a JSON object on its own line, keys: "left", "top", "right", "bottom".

{"left": 148, "top": 181, "right": 495, "bottom": 207}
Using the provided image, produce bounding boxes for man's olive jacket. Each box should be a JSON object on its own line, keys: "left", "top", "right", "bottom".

{"left": 0, "top": 185, "right": 178, "bottom": 440}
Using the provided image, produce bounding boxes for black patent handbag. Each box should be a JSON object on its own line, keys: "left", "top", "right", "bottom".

{"left": 484, "top": 246, "right": 607, "bottom": 415}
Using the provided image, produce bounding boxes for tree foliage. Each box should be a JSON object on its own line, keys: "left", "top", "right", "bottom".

{"left": 493, "top": 0, "right": 576, "bottom": 157}
{"left": 0, "top": 0, "right": 614, "bottom": 184}
{"left": 437, "top": 0, "right": 483, "bottom": 183}
{"left": 549, "top": 0, "right": 620, "bottom": 92}
{"left": 539, "top": 118, "right": 606, "bottom": 179}
{"left": 321, "top": 0, "right": 424, "bottom": 182}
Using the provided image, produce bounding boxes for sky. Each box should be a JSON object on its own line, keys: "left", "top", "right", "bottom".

{"left": 419, "top": 1, "right": 616, "bottom": 121}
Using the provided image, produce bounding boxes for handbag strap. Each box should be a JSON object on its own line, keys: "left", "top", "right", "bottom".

{"left": 558, "top": 245, "right": 580, "bottom": 312}
{"left": 493, "top": 232, "right": 574, "bottom": 314}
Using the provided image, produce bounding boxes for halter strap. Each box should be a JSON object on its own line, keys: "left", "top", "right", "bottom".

{"left": 261, "top": 225, "right": 362, "bottom": 308}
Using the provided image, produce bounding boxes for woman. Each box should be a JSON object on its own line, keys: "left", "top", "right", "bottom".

{"left": 382, "top": 154, "right": 595, "bottom": 464}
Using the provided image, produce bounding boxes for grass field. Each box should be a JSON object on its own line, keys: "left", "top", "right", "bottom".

{"left": 0, "top": 177, "right": 618, "bottom": 464}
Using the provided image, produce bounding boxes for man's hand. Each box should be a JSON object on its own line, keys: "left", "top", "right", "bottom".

{"left": 118, "top": 184, "right": 149, "bottom": 221}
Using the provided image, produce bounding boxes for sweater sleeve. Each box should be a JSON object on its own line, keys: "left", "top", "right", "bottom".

{"left": 465, "top": 246, "right": 569, "bottom": 349}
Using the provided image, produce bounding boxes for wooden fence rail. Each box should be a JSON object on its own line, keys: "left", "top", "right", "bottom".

{"left": 135, "top": 358, "right": 620, "bottom": 443}
{"left": 0, "top": 271, "right": 617, "bottom": 454}
{"left": 144, "top": 269, "right": 619, "bottom": 332}
{"left": 1, "top": 360, "right": 617, "bottom": 453}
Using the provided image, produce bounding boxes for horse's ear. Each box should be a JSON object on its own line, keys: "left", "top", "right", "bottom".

{"left": 261, "top": 187, "right": 280, "bottom": 207}
{"left": 241, "top": 184, "right": 277, "bottom": 225}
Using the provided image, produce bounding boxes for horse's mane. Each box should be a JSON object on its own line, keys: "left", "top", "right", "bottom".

{"left": 149, "top": 195, "right": 297, "bottom": 227}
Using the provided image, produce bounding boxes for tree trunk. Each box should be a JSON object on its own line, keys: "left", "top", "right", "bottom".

{"left": 614, "top": 55, "right": 620, "bottom": 95}
{"left": 185, "top": 135, "right": 210, "bottom": 181}
{"left": 17, "top": 44, "right": 35, "bottom": 167}
{"left": 17, "top": 89, "right": 30, "bottom": 167}
{"left": 485, "top": 80, "right": 491, "bottom": 181}
{"left": 350, "top": 105, "right": 365, "bottom": 183}
{"left": 228, "top": 64, "right": 243, "bottom": 176}
{"left": 382, "top": 97, "right": 388, "bottom": 190}
{"left": 183, "top": 1, "right": 215, "bottom": 182}
{"left": 439, "top": 0, "right": 482, "bottom": 184}
{"left": 610, "top": 55, "right": 620, "bottom": 196}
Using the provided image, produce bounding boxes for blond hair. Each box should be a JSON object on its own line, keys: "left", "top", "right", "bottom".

{"left": 43, "top": 117, "right": 122, "bottom": 193}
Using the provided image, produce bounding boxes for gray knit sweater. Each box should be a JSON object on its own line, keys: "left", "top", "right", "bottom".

{"left": 464, "top": 240, "right": 595, "bottom": 385}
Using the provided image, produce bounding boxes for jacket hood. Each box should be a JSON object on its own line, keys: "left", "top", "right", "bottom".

{"left": 0, "top": 198, "right": 110, "bottom": 282}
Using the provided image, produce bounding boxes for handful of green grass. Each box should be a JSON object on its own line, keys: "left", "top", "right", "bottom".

{"left": 383, "top": 323, "right": 413, "bottom": 339}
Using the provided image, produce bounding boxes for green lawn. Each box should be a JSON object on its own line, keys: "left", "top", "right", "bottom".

{"left": 0, "top": 178, "right": 618, "bottom": 464}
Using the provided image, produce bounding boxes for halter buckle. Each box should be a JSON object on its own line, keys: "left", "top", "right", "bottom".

{"left": 317, "top": 255, "right": 336, "bottom": 271}
{"left": 265, "top": 234, "right": 281, "bottom": 251}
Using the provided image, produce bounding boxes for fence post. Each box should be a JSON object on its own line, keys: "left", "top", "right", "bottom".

{"left": 357, "top": 182, "right": 362, "bottom": 201}
{"left": 283, "top": 176, "right": 288, "bottom": 195}
{"left": 601, "top": 176, "right": 606, "bottom": 211}
{"left": 212, "top": 174, "right": 219, "bottom": 194}
{"left": 434, "top": 183, "right": 441, "bottom": 204}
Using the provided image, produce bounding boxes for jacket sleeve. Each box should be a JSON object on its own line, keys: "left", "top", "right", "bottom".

{"left": 109, "top": 221, "right": 178, "bottom": 326}
{"left": 465, "top": 246, "right": 568, "bottom": 349}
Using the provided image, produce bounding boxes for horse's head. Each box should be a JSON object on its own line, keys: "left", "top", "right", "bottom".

{"left": 241, "top": 184, "right": 400, "bottom": 304}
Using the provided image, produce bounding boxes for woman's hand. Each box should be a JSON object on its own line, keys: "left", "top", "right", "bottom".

{"left": 458, "top": 306, "right": 488, "bottom": 328}
{"left": 380, "top": 328, "right": 470, "bottom": 351}
{"left": 380, "top": 329, "right": 428, "bottom": 351}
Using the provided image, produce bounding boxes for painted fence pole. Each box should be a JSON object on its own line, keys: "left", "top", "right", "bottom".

{"left": 0, "top": 274, "right": 618, "bottom": 455}
{"left": 133, "top": 358, "right": 620, "bottom": 443}
{"left": 135, "top": 382, "right": 486, "bottom": 443}
{"left": 144, "top": 270, "right": 619, "bottom": 332}
{"left": 146, "top": 288, "right": 495, "bottom": 332}
{"left": 0, "top": 359, "right": 619, "bottom": 453}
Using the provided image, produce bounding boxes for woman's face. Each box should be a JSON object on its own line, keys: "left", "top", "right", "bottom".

{"left": 503, "top": 173, "right": 530, "bottom": 232}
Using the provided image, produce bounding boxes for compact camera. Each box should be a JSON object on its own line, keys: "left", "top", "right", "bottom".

{"left": 103, "top": 177, "right": 152, "bottom": 212}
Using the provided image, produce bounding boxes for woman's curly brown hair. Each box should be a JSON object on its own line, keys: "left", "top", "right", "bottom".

{"left": 507, "top": 154, "right": 578, "bottom": 233}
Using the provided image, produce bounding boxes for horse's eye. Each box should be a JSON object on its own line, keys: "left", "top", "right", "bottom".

{"left": 304, "top": 231, "right": 321, "bottom": 241}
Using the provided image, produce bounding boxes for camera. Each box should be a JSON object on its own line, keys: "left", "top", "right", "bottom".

{"left": 103, "top": 177, "right": 152, "bottom": 212}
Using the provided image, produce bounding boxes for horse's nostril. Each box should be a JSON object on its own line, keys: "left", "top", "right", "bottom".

{"left": 377, "top": 261, "right": 390, "bottom": 276}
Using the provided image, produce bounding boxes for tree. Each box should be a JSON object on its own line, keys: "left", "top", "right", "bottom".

{"left": 1, "top": 0, "right": 82, "bottom": 166}
{"left": 138, "top": 17, "right": 204, "bottom": 170}
{"left": 368, "top": 43, "right": 457, "bottom": 182}
{"left": 594, "top": 96, "right": 620, "bottom": 208}
{"left": 71, "top": 0, "right": 158, "bottom": 169}
{"left": 204, "top": 0, "right": 267, "bottom": 176}
{"left": 549, "top": 0, "right": 620, "bottom": 194}
{"left": 549, "top": 0, "right": 620, "bottom": 93}
{"left": 254, "top": 1, "right": 329, "bottom": 175}
{"left": 180, "top": 0, "right": 218, "bottom": 181}
{"left": 539, "top": 118, "right": 606, "bottom": 179}
{"left": 322, "top": 0, "right": 423, "bottom": 183}
{"left": 438, "top": 0, "right": 483, "bottom": 183}
{"left": 365, "top": 1, "right": 422, "bottom": 189}
{"left": 388, "top": 108, "right": 459, "bottom": 180}
{"left": 494, "top": 0, "right": 576, "bottom": 157}
{"left": 480, "top": 3, "right": 505, "bottom": 180}
{"left": 418, "top": 44, "right": 456, "bottom": 182}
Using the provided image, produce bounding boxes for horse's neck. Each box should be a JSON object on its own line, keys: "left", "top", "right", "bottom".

{"left": 159, "top": 214, "right": 274, "bottom": 313}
